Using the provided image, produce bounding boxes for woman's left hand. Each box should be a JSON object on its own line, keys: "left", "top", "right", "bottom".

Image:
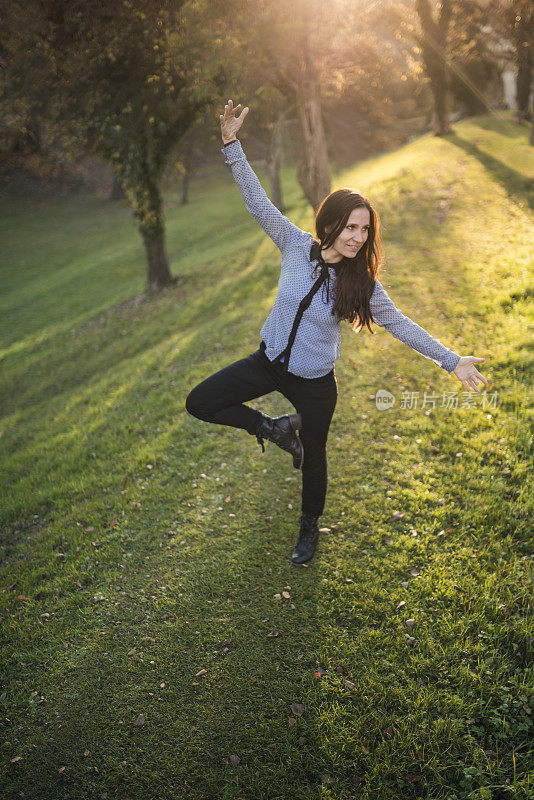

{"left": 453, "top": 356, "right": 488, "bottom": 393}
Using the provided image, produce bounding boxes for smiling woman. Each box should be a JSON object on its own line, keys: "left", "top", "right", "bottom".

{"left": 185, "top": 98, "right": 488, "bottom": 566}
{"left": 313, "top": 188, "right": 382, "bottom": 334}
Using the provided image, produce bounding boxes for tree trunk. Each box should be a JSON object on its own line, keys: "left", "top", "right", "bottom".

{"left": 110, "top": 174, "right": 125, "bottom": 200}
{"left": 181, "top": 137, "right": 194, "bottom": 205}
{"left": 516, "top": 37, "right": 532, "bottom": 121}
{"left": 295, "top": 72, "right": 330, "bottom": 212}
{"left": 181, "top": 167, "right": 190, "bottom": 205}
{"left": 142, "top": 226, "right": 174, "bottom": 292}
{"left": 416, "top": 0, "right": 452, "bottom": 136}
{"left": 268, "top": 114, "right": 284, "bottom": 210}
{"left": 127, "top": 176, "right": 175, "bottom": 291}
{"left": 530, "top": 100, "right": 534, "bottom": 146}
{"left": 430, "top": 64, "right": 451, "bottom": 136}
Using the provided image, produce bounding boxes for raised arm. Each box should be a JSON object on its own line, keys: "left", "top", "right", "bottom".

{"left": 369, "top": 279, "right": 461, "bottom": 373}
{"left": 219, "top": 100, "right": 303, "bottom": 252}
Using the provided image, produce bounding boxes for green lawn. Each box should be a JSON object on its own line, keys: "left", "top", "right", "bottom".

{"left": 1, "top": 113, "right": 533, "bottom": 800}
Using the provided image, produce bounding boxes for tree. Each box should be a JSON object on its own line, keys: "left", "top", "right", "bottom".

{"left": 448, "top": 0, "right": 502, "bottom": 116}
{"left": 228, "top": 0, "right": 412, "bottom": 211}
{"left": 488, "top": 2, "right": 534, "bottom": 119}
{"left": 415, "top": 0, "right": 454, "bottom": 135}
{"left": 0, "top": 0, "right": 226, "bottom": 290}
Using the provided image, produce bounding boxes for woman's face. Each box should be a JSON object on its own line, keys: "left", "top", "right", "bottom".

{"left": 330, "top": 207, "right": 371, "bottom": 259}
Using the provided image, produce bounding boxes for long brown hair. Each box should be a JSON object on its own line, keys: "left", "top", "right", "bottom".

{"left": 314, "top": 189, "right": 384, "bottom": 334}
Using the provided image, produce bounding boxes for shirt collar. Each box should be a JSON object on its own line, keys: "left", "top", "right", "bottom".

{"left": 310, "top": 240, "right": 342, "bottom": 272}
{"left": 310, "top": 240, "right": 323, "bottom": 262}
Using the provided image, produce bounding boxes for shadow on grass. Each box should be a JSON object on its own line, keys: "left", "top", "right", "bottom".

{"left": 469, "top": 114, "right": 529, "bottom": 140}
{"left": 447, "top": 134, "right": 534, "bottom": 209}
{"left": 2, "top": 488, "right": 326, "bottom": 799}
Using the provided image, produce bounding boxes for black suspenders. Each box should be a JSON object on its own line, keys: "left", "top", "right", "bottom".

{"left": 274, "top": 270, "right": 328, "bottom": 373}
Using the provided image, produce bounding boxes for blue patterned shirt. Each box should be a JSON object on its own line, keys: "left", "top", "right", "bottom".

{"left": 222, "top": 139, "right": 461, "bottom": 379}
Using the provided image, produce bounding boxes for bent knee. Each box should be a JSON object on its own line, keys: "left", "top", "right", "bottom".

{"left": 185, "top": 388, "right": 205, "bottom": 420}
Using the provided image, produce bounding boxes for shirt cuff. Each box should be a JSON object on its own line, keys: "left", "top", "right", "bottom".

{"left": 221, "top": 139, "right": 244, "bottom": 165}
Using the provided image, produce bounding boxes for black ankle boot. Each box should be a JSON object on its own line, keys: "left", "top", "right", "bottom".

{"left": 255, "top": 413, "right": 304, "bottom": 469}
{"left": 291, "top": 513, "right": 319, "bottom": 564}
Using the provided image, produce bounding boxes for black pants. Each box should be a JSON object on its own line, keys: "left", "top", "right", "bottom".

{"left": 185, "top": 342, "right": 338, "bottom": 517}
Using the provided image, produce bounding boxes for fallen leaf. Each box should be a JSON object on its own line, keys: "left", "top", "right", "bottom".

{"left": 406, "top": 619, "right": 415, "bottom": 629}
{"left": 58, "top": 766, "right": 66, "bottom": 774}
{"left": 384, "top": 724, "right": 396, "bottom": 739}
{"left": 205, "top": 749, "right": 215, "bottom": 759}
{"left": 298, "top": 736, "right": 306, "bottom": 745}
{"left": 290, "top": 702, "right": 305, "bottom": 716}
{"left": 345, "top": 680, "right": 355, "bottom": 690}
{"left": 282, "top": 591, "right": 290, "bottom": 599}
{"left": 273, "top": 593, "right": 282, "bottom": 601}
{"left": 409, "top": 568, "right": 420, "bottom": 577}
{"left": 322, "top": 774, "right": 334, "bottom": 785}
{"left": 392, "top": 511, "right": 404, "bottom": 520}
{"left": 10, "top": 756, "right": 23, "bottom": 762}
{"left": 288, "top": 717, "right": 297, "bottom": 726}
{"left": 229, "top": 754, "right": 240, "bottom": 766}
{"left": 133, "top": 713, "right": 145, "bottom": 726}
{"left": 267, "top": 631, "right": 279, "bottom": 638}
{"left": 195, "top": 669, "right": 207, "bottom": 677}
{"left": 396, "top": 601, "right": 406, "bottom": 609}
{"left": 406, "top": 774, "right": 422, "bottom": 783}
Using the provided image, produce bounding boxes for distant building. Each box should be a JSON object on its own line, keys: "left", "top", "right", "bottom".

{"left": 502, "top": 69, "right": 517, "bottom": 109}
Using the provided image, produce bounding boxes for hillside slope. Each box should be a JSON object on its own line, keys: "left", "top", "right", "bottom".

{"left": 1, "top": 114, "right": 532, "bottom": 800}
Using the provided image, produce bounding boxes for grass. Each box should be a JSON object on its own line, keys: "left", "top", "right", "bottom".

{"left": 0, "top": 112, "right": 533, "bottom": 800}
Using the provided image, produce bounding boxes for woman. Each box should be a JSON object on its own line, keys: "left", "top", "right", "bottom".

{"left": 186, "top": 99, "right": 488, "bottom": 565}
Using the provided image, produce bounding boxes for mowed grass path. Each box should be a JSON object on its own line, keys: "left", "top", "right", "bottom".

{"left": 1, "top": 114, "right": 533, "bottom": 800}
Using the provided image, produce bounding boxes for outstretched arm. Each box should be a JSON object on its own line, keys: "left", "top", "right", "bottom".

{"left": 220, "top": 100, "right": 304, "bottom": 252}
{"left": 369, "top": 280, "right": 488, "bottom": 391}
{"left": 369, "top": 279, "right": 461, "bottom": 372}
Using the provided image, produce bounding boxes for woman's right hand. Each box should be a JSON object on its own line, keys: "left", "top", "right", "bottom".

{"left": 220, "top": 99, "right": 249, "bottom": 144}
